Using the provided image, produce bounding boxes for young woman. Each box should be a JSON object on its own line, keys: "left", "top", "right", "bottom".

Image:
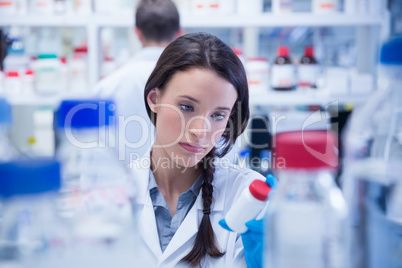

{"left": 130, "top": 32, "right": 272, "bottom": 267}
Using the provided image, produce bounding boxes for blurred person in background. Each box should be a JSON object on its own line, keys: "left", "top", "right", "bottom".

{"left": 94, "top": 0, "right": 182, "bottom": 164}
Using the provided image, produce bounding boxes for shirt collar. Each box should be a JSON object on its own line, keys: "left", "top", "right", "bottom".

{"left": 148, "top": 170, "right": 203, "bottom": 197}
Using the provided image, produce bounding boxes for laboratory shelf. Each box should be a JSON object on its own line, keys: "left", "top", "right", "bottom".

{"left": 249, "top": 90, "right": 371, "bottom": 107}
{"left": 0, "top": 13, "right": 385, "bottom": 28}
{"left": 181, "top": 13, "right": 385, "bottom": 28}
{"left": 0, "top": 15, "right": 91, "bottom": 27}
{"left": 5, "top": 92, "right": 93, "bottom": 106}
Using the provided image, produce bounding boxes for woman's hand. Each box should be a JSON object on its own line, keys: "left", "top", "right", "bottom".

{"left": 220, "top": 174, "right": 278, "bottom": 268}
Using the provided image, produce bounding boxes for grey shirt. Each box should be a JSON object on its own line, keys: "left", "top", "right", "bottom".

{"left": 149, "top": 170, "right": 203, "bottom": 252}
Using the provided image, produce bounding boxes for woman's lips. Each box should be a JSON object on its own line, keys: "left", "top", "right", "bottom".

{"left": 179, "top": 142, "right": 205, "bottom": 153}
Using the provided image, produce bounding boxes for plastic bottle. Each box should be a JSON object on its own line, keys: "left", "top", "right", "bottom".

{"left": 265, "top": 130, "right": 348, "bottom": 268}
{"left": 0, "top": 0, "right": 16, "bottom": 15}
{"left": 298, "top": 46, "right": 318, "bottom": 90}
{"left": 54, "top": 99, "right": 154, "bottom": 267}
{"left": 15, "top": 0, "right": 27, "bottom": 14}
{"left": 30, "top": 0, "right": 54, "bottom": 14}
{"left": 342, "top": 37, "right": 402, "bottom": 268}
{"left": 246, "top": 57, "right": 270, "bottom": 95}
{"left": 23, "top": 68, "right": 34, "bottom": 94}
{"left": 224, "top": 179, "right": 271, "bottom": 233}
{"left": 0, "top": 158, "right": 66, "bottom": 268}
{"left": 4, "top": 70, "right": 22, "bottom": 94}
{"left": 271, "top": 46, "right": 295, "bottom": 91}
{"left": 69, "top": 47, "right": 88, "bottom": 92}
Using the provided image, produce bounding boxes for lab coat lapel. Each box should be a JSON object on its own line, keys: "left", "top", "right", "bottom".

{"left": 160, "top": 194, "right": 201, "bottom": 263}
{"left": 159, "top": 165, "right": 229, "bottom": 263}
{"left": 130, "top": 152, "right": 162, "bottom": 260}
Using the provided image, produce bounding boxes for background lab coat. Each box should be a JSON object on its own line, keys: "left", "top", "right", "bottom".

{"left": 129, "top": 152, "right": 266, "bottom": 267}
{"left": 94, "top": 47, "right": 164, "bottom": 164}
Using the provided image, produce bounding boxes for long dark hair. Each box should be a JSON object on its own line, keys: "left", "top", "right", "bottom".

{"left": 144, "top": 32, "right": 249, "bottom": 266}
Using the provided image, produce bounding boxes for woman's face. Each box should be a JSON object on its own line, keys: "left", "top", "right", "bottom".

{"left": 148, "top": 68, "right": 238, "bottom": 168}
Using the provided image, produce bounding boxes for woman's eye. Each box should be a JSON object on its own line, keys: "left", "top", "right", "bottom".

{"left": 180, "top": 104, "right": 193, "bottom": 112}
{"left": 212, "top": 114, "right": 225, "bottom": 120}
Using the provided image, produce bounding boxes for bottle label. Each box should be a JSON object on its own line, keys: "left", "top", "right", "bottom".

{"left": 298, "top": 65, "right": 318, "bottom": 87}
{"left": 271, "top": 65, "right": 295, "bottom": 88}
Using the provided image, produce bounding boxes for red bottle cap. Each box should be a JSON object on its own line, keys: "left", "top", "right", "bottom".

{"left": 74, "top": 47, "right": 88, "bottom": 54}
{"left": 6, "top": 71, "right": 19, "bottom": 77}
{"left": 25, "top": 69, "right": 34, "bottom": 75}
{"left": 278, "top": 46, "right": 289, "bottom": 57}
{"left": 304, "top": 46, "right": 314, "bottom": 57}
{"left": 249, "top": 180, "right": 272, "bottom": 201}
{"left": 273, "top": 130, "right": 338, "bottom": 170}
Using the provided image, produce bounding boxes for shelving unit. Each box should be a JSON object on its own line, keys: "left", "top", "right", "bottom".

{"left": 0, "top": 11, "right": 390, "bottom": 107}
{"left": 0, "top": 13, "right": 386, "bottom": 27}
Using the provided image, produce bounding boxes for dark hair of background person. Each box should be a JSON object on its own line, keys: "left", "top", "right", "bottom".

{"left": 144, "top": 32, "right": 250, "bottom": 267}
{"left": 135, "top": 0, "right": 180, "bottom": 44}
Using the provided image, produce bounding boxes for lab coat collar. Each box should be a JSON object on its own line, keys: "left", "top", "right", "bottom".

{"left": 128, "top": 150, "right": 229, "bottom": 263}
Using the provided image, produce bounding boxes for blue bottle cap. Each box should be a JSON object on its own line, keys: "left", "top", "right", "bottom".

{"left": 0, "top": 98, "right": 11, "bottom": 125}
{"left": 0, "top": 158, "right": 61, "bottom": 198}
{"left": 380, "top": 37, "right": 402, "bottom": 65}
{"left": 56, "top": 99, "right": 115, "bottom": 129}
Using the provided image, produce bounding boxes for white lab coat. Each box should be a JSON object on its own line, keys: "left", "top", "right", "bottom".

{"left": 129, "top": 152, "right": 266, "bottom": 267}
{"left": 94, "top": 47, "right": 164, "bottom": 164}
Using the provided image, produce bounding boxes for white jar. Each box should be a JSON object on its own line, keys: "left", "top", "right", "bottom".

{"left": 246, "top": 58, "right": 270, "bottom": 95}
{"left": 225, "top": 179, "right": 271, "bottom": 233}
{"left": 34, "top": 54, "right": 62, "bottom": 95}
{"left": 0, "top": 0, "right": 16, "bottom": 15}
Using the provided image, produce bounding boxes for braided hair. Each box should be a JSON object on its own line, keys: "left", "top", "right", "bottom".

{"left": 144, "top": 33, "right": 249, "bottom": 267}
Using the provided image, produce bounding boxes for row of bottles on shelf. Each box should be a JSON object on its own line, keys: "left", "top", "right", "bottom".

{"left": 242, "top": 45, "right": 319, "bottom": 93}
{"left": 174, "top": 0, "right": 384, "bottom": 15}
{"left": 239, "top": 45, "right": 373, "bottom": 96}
{"left": 1, "top": 49, "right": 88, "bottom": 95}
{"left": 0, "top": 0, "right": 385, "bottom": 16}
{"left": 0, "top": 0, "right": 136, "bottom": 15}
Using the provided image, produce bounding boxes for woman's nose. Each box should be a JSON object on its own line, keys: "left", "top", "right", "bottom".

{"left": 188, "top": 116, "right": 210, "bottom": 139}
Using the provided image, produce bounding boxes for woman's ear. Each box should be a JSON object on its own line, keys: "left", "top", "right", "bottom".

{"left": 147, "top": 88, "right": 159, "bottom": 113}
